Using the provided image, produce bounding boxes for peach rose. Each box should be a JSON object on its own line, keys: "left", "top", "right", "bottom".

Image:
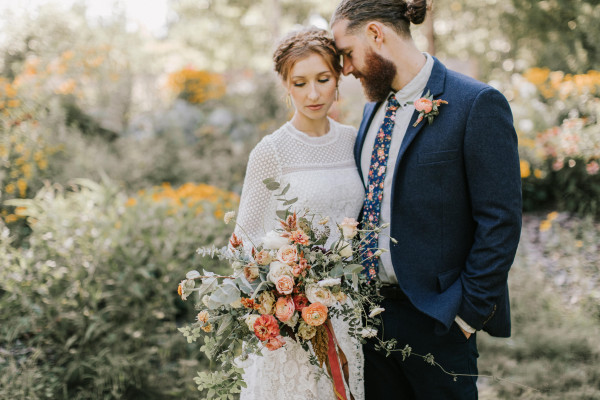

{"left": 340, "top": 217, "right": 359, "bottom": 239}
{"left": 265, "top": 335, "right": 286, "bottom": 351}
{"left": 414, "top": 97, "right": 433, "bottom": 113}
{"left": 275, "top": 275, "right": 294, "bottom": 295}
{"left": 301, "top": 302, "right": 328, "bottom": 326}
{"left": 290, "top": 229, "right": 310, "bottom": 245}
{"left": 277, "top": 244, "right": 298, "bottom": 265}
{"left": 254, "top": 250, "right": 272, "bottom": 266}
{"left": 244, "top": 265, "right": 260, "bottom": 282}
{"left": 254, "top": 314, "right": 280, "bottom": 341}
{"left": 275, "top": 296, "right": 295, "bottom": 322}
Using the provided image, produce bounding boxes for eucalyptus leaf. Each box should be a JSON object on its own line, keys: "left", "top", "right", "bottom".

{"left": 329, "top": 264, "right": 344, "bottom": 278}
{"left": 344, "top": 264, "right": 364, "bottom": 275}
{"left": 216, "top": 315, "right": 234, "bottom": 336}
{"left": 276, "top": 209, "right": 289, "bottom": 220}
{"left": 283, "top": 197, "right": 298, "bottom": 206}
{"left": 265, "top": 182, "right": 280, "bottom": 190}
{"left": 279, "top": 183, "right": 290, "bottom": 196}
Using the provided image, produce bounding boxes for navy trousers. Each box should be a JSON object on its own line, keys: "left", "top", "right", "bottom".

{"left": 364, "top": 297, "right": 479, "bottom": 400}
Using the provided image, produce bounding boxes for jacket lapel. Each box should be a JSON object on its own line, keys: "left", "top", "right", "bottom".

{"left": 354, "top": 101, "right": 381, "bottom": 187}
{"left": 392, "top": 57, "right": 447, "bottom": 176}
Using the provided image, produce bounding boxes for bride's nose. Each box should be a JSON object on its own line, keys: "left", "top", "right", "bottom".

{"left": 307, "top": 83, "right": 319, "bottom": 101}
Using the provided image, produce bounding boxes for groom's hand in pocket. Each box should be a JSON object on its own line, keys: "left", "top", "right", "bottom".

{"left": 459, "top": 326, "right": 472, "bottom": 339}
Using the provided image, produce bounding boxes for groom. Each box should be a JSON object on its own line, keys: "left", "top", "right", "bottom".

{"left": 331, "top": 1, "right": 522, "bottom": 399}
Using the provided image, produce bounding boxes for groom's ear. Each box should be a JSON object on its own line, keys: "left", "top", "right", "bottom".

{"left": 365, "top": 22, "right": 385, "bottom": 49}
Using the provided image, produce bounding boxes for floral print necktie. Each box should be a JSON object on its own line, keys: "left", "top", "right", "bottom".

{"left": 362, "top": 93, "right": 400, "bottom": 281}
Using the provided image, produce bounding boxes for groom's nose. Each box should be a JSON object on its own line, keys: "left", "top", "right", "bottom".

{"left": 342, "top": 56, "right": 354, "bottom": 76}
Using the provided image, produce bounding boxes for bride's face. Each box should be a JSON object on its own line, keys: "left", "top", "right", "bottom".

{"left": 286, "top": 53, "right": 338, "bottom": 123}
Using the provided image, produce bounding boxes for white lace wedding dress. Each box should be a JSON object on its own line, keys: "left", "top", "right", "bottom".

{"left": 235, "top": 117, "right": 365, "bottom": 400}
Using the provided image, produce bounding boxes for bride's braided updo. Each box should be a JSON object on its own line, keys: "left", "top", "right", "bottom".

{"left": 273, "top": 27, "right": 342, "bottom": 83}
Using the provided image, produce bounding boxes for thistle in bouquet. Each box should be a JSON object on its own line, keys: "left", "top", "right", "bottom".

{"left": 176, "top": 179, "right": 390, "bottom": 399}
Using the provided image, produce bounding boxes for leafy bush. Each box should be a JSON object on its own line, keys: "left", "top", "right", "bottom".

{"left": 0, "top": 179, "right": 236, "bottom": 399}
{"left": 512, "top": 68, "right": 600, "bottom": 216}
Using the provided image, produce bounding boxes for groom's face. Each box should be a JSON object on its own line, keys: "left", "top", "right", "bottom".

{"left": 332, "top": 20, "right": 397, "bottom": 102}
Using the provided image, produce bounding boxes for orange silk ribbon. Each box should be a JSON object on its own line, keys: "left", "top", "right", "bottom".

{"left": 324, "top": 321, "right": 352, "bottom": 400}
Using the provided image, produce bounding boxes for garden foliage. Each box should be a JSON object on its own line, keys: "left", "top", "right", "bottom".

{"left": 0, "top": 179, "right": 235, "bottom": 399}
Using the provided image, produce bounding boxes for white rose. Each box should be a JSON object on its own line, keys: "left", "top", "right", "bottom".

{"left": 245, "top": 314, "right": 260, "bottom": 331}
{"left": 283, "top": 312, "right": 299, "bottom": 328}
{"left": 340, "top": 217, "right": 359, "bottom": 239}
{"left": 305, "top": 284, "right": 336, "bottom": 307}
{"left": 361, "top": 327, "right": 378, "bottom": 338}
{"left": 338, "top": 240, "right": 353, "bottom": 258}
{"left": 368, "top": 307, "right": 385, "bottom": 318}
{"left": 262, "top": 230, "right": 290, "bottom": 250}
{"left": 267, "top": 261, "right": 293, "bottom": 284}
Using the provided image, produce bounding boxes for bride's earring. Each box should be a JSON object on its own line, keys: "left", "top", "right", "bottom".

{"left": 335, "top": 87, "right": 339, "bottom": 102}
{"left": 285, "top": 93, "right": 292, "bottom": 109}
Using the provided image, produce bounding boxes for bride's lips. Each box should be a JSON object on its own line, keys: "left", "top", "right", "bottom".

{"left": 306, "top": 104, "right": 324, "bottom": 111}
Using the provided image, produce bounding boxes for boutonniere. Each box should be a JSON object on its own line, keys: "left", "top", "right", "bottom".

{"left": 408, "top": 90, "right": 448, "bottom": 127}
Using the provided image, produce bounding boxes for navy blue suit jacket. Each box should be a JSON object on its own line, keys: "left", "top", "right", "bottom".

{"left": 355, "top": 58, "right": 522, "bottom": 337}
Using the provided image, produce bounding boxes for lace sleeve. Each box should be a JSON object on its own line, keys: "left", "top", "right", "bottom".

{"left": 234, "top": 136, "right": 281, "bottom": 246}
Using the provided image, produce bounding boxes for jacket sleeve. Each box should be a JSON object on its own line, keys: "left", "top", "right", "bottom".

{"left": 457, "top": 87, "right": 522, "bottom": 330}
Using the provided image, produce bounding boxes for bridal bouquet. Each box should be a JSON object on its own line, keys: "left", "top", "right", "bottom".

{"left": 177, "top": 179, "right": 386, "bottom": 400}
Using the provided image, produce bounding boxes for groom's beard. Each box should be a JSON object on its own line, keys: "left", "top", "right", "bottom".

{"left": 355, "top": 49, "right": 397, "bottom": 103}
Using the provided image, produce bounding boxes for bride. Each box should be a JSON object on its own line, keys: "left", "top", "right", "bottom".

{"left": 234, "top": 27, "right": 365, "bottom": 400}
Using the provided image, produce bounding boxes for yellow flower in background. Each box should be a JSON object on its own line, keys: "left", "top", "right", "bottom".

{"left": 167, "top": 67, "right": 226, "bottom": 104}
{"left": 534, "top": 169, "right": 543, "bottom": 179}
{"left": 37, "top": 158, "right": 48, "bottom": 170}
{"left": 5, "top": 183, "right": 15, "bottom": 194}
{"left": 125, "top": 197, "right": 137, "bottom": 207}
{"left": 539, "top": 219, "right": 552, "bottom": 232}
{"left": 575, "top": 240, "right": 583, "bottom": 248}
{"left": 17, "top": 179, "right": 27, "bottom": 197}
{"left": 4, "top": 214, "right": 18, "bottom": 224}
{"left": 520, "top": 160, "right": 531, "bottom": 178}
{"left": 547, "top": 211, "right": 559, "bottom": 221}
{"left": 524, "top": 67, "right": 550, "bottom": 86}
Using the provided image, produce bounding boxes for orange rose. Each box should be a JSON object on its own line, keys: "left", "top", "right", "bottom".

{"left": 275, "top": 296, "right": 295, "bottom": 322}
{"left": 197, "top": 310, "right": 209, "bottom": 323}
{"left": 244, "top": 265, "right": 259, "bottom": 282}
{"left": 301, "top": 302, "right": 328, "bottom": 326}
{"left": 275, "top": 275, "right": 294, "bottom": 295}
{"left": 414, "top": 97, "right": 433, "bottom": 113}
{"left": 254, "top": 314, "right": 280, "bottom": 341}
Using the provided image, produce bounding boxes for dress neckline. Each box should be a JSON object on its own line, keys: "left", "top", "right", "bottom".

{"left": 284, "top": 117, "right": 339, "bottom": 146}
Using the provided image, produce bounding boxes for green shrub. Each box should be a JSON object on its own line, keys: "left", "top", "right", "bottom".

{"left": 0, "top": 179, "right": 235, "bottom": 399}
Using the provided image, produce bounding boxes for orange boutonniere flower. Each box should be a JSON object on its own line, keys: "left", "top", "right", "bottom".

{"left": 409, "top": 90, "right": 448, "bottom": 127}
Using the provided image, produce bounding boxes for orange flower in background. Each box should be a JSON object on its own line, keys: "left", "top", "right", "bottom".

{"left": 167, "top": 67, "right": 226, "bottom": 104}
{"left": 301, "top": 302, "right": 328, "bottom": 326}
{"left": 241, "top": 298, "right": 260, "bottom": 310}
{"left": 253, "top": 314, "right": 280, "bottom": 341}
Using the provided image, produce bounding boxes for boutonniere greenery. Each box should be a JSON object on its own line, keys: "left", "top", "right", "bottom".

{"left": 408, "top": 90, "right": 448, "bottom": 127}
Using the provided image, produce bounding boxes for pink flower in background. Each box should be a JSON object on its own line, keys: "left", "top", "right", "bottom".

{"left": 586, "top": 161, "right": 599, "bottom": 175}
{"left": 552, "top": 159, "right": 564, "bottom": 171}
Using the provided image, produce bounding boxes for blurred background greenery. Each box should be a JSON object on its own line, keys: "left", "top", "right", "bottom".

{"left": 0, "top": 0, "right": 598, "bottom": 399}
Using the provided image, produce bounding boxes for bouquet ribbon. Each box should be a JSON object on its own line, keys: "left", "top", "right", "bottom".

{"left": 324, "top": 320, "right": 355, "bottom": 400}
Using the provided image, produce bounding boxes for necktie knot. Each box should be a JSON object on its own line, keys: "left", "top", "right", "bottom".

{"left": 387, "top": 93, "right": 400, "bottom": 111}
